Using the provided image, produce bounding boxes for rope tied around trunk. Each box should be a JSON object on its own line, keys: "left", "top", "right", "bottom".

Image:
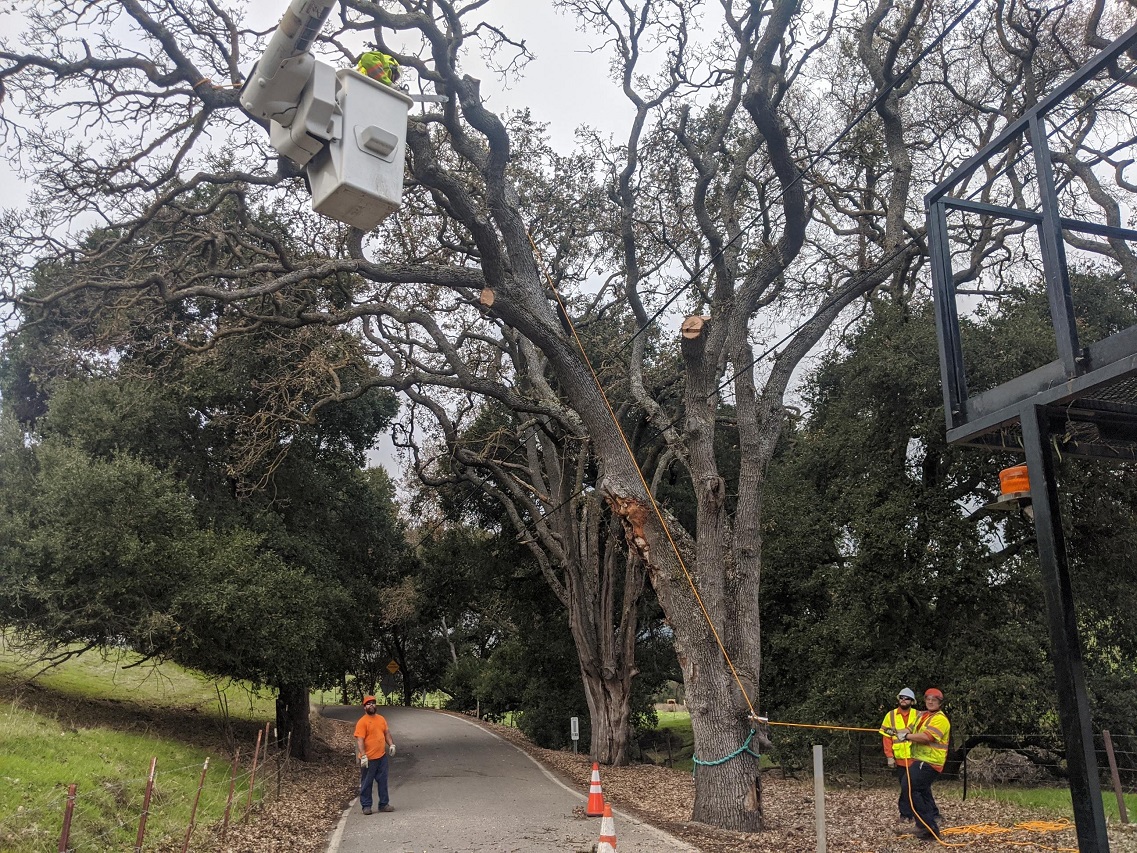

{"left": 691, "top": 728, "right": 762, "bottom": 777}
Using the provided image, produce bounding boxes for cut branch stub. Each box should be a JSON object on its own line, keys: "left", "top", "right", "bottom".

{"left": 479, "top": 288, "right": 495, "bottom": 311}
{"left": 680, "top": 315, "right": 710, "bottom": 340}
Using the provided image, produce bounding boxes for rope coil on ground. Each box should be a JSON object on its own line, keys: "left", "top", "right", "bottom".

{"left": 940, "top": 819, "right": 1079, "bottom": 851}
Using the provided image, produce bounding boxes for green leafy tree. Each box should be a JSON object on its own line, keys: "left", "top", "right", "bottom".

{"left": 0, "top": 270, "right": 404, "bottom": 757}
{"left": 762, "top": 280, "right": 1137, "bottom": 767}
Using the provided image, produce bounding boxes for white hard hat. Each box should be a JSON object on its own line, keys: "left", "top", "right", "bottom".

{"left": 898, "top": 688, "right": 916, "bottom": 700}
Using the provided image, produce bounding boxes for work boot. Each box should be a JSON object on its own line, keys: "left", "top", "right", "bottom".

{"left": 377, "top": 804, "right": 394, "bottom": 813}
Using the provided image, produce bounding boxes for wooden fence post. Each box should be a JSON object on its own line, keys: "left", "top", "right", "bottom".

{"left": 180, "top": 758, "right": 209, "bottom": 853}
{"left": 57, "top": 783, "right": 77, "bottom": 853}
{"left": 1103, "top": 730, "right": 1130, "bottom": 824}
{"left": 962, "top": 747, "right": 968, "bottom": 801}
{"left": 221, "top": 749, "right": 241, "bottom": 843}
{"left": 245, "top": 729, "right": 264, "bottom": 819}
{"left": 276, "top": 730, "right": 292, "bottom": 799}
{"left": 276, "top": 739, "right": 285, "bottom": 799}
{"left": 134, "top": 757, "right": 157, "bottom": 853}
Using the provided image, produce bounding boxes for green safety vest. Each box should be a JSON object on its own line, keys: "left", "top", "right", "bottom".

{"left": 356, "top": 51, "right": 400, "bottom": 86}
{"left": 912, "top": 710, "right": 951, "bottom": 770}
{"left": 879, "top": 707, "right": 919, "bottom": 761}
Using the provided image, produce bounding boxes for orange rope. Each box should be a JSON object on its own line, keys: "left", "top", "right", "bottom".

{"left": 941, "top": 820, "right": 1078, "bottom": 852}
{"left": 766, "top": 720, "right": 879, "bottom": 733}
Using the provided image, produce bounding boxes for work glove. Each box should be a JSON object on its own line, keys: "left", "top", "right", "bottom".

{"left": 388, "top": 743, "right": 396, "bottom": 757}
{"left": 896, "top": 731, "right": 908, "bottom": 742}
{"left": 359, "top": 755, "right": 369, "bottom": 768}
{"left": 887, "top": 757, "right": 896, "bottom": 769}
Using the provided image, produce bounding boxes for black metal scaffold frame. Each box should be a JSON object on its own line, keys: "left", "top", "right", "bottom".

{"left": 926, "top": 23, "right": 1137, "bottom": 853}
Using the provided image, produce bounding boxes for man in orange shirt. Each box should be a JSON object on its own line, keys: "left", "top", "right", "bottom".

{"left": 354, "top": 696, "right": 396, "bottom": 814}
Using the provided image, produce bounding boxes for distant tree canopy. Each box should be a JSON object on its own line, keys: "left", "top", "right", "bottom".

{"left": 411, "top": 524, "right": 676, "bottom": 750}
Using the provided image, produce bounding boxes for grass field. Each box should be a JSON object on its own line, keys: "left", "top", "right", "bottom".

{"left": 0, "top": 642, "right": 282, "bottom": 852}
{"left": 645, "top": 708, "right": 696, "bottom": 771}
{"left": 965, "top": 783, "right": 1137, "bottom": 822}
{"left": 0, "top": 640, "right": 277, "bottom": 720}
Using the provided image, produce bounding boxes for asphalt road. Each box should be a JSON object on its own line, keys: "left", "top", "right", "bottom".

{"left": 321, "top": 705, "right": 697, "bottom": 852}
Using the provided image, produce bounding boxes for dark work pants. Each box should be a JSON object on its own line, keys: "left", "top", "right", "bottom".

{"left": 359, "top": 754, "right": 390, "bottom": 810}
{"left": 909, "top": 761, "right": 941, "bottom": 838}
{"left": 895, "top": 764, "right": 915, "bottom": 820}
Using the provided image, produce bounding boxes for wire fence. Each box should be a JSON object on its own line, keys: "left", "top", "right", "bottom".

{"left": 771, "top": 727, "right": 1136, "bottom": 821}
{"left": 0, "top": 722, "right": 291, "bottom": 852}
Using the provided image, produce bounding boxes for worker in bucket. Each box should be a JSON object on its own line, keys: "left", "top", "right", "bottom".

{"left": 355, "top": 49, "right": 400, "bottom": 86}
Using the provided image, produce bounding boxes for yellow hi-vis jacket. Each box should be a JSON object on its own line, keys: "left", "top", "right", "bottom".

{"left": 356, "top": 51, "right": 400, "bottom": 86}
{"left": 879, "top": 707, "right": 919, "bottom": 765}
{"left": 912, "top": 710, "right": 951, "bottom": 771}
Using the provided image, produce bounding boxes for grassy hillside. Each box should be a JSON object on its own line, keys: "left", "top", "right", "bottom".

{"left": 1, "top": 640, "right": 281, "bottom": 852}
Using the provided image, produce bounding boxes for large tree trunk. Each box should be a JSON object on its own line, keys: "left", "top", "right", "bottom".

{"left": 564, "top": 498, "right": 645, "bottom": 765}
{"left": 680, "top": 612, "right": 763, "bottom": 829}
{"left": 581, "top": 669, "right": 635, "bottom": 765}
{"left": 636, "top": 511, "right": 764, "bottom": 830}
{"left": 276, "top": 682, "right": 311, "bottom": 760}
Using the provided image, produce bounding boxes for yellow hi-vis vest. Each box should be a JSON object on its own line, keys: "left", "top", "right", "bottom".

{"left": 912, "top": 710, "right": 951, "bottom": 771}
{"left": 355, "top": 51, "right": 400, "bottom": 86}
{"left": 879, "top": 707, "right": 919, "bottom": 762}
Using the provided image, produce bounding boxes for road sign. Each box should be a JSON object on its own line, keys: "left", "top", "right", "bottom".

{"left": 570, "top": 716, "right": 579, "bottom": 741}
{"left": 386, "top": 659, "right": 400, "bottom": 674}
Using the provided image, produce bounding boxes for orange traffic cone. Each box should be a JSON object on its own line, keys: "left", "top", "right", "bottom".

{"left": 597, "top": 803, "right": 617, "bottom": 852}
{"left": 585, "top": 762, "right": 606, "bottom": 816}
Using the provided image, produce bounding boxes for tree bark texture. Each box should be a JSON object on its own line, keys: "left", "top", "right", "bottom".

{"left": 276, "top": 682, "right": 311, "bottom": 761}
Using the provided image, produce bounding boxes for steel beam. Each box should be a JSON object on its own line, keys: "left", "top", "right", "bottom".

{"left": 1028, "top": 115, "right": 1081, "bottom": 376}
{"left": 926, "top": 22, "right": 1137, "bottom": 205}
{"left": 1020, "top": 405, "right": 1110, "bottom": 853}
{"left": 927, "top": 201, "right": 967, "bottom": 429}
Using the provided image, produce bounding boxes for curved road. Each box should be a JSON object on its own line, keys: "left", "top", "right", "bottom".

{"left": 321, "top": 705, "right": 697, "bottom": 852}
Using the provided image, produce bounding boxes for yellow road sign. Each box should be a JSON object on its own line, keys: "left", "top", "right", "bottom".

{"left": 386, "top": 659, "right": 400, "bottom": 674}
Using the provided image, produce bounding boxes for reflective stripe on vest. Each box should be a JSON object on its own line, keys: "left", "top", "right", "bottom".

{"left": 356, "top": 52, "right": 398, "bottom": 85}
{"left": 912, "top": 710, "right": 950, "bottom": 770}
